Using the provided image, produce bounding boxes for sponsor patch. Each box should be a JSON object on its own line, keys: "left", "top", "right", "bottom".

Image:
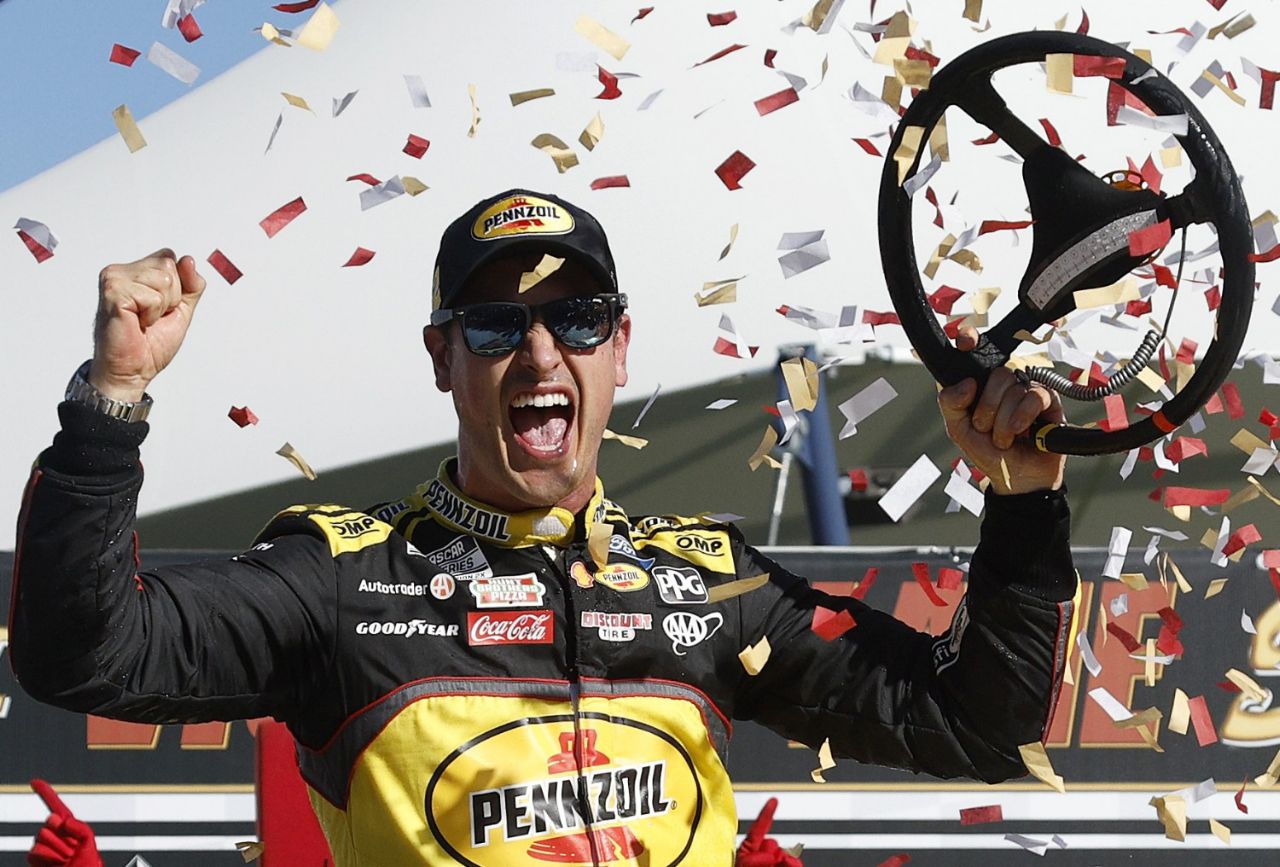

{"left": 355, "top": 619, "right": 459, "bottom": 638}
{"left": 426, "top": 533, "right": 494, "bottom": 581}
{"left": 607, "top": 534, "right": 654, "bottom": 568}
{"left": 358, "top": 578, "right": 432, "bottom": 597}
{"left": 580, "top": 611, "right": 653, "bottom": 642}
{"left": 933, "top": 597, "right": 970, "bottom": 673}
{"left": 594, "top": 562, "right": 650, "bottom": 593}
{"left": 430, "top": 573, "right": 456, "bottom": 601}
{"left": 652, "top": 566, "right": 709, "bottom": 605}
{"left": 307, "top": 511, "right": 394, "bottom": 557}
{"left": 373, "top": 499, "right": 410, "bottom": 524}
{"left": 470, "top": 573, "right": 547, "bottom": 608}
{"left": 425, "top": 480, "right": 512, "bottom": 542}
{"left": 467, "top": 610, "right": 555, "bottom": 646}
{"left": 471, "top": 194, "right": 574, "bottom": 241}
{"left": 662, "top": 611, "right": 723, "bottom": 656}
{"left": 639, "top": 528, "right": 734, "bottom": 574}
{"left": 570, "top": 560, "right": 595, "bottom": 589}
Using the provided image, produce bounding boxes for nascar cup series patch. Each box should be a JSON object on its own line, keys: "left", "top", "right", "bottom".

{"left": 471, "top": 194, "right": 574, "bottom": 241}
{"left": 424, "top": 717, "right": 701, "bottom": 865}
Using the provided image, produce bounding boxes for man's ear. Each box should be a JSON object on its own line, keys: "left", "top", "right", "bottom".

{"left": 423, "top": 325, "right": 453, "bottom": 392}
{"left": 612, "top": 313, "right": 631, "bottom": 388}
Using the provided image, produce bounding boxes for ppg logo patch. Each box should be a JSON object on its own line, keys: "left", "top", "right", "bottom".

{"left": 652, "top": 566, "right": 709, "bottom": 605}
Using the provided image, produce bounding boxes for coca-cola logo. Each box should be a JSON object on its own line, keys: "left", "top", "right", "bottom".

{"left": 467, "top": 610, "right": 555, "bottom": 646}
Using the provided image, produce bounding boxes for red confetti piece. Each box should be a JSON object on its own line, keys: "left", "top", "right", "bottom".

{"left": 1106, "top": 622, "right": 1142, "bottom": 653}
{"left": 971, "top": 131, "right": 1000, "bottom": 145}
{"left": 1204, "top": 392, "right": 1224, "bottom": 415}
{"left": 1128, "top": 219, "right": 1172, "bottom": 257}
{"left": 755, "top": 87, "right": 799, "bottom": 116}
{"left": 979, "top": 219, "right": 1034, "bottom": 235}
{"left": 1222, "top": 524, "right": 1262, "bottom": 558}
{"left": 596, "top": 65, "right": 622, "bottom": 100}
{"left": 763, "top": 48, "right": 777, "bottom": 68}
{"left": 259, "top": 196, "right": 307, "bottom": 238}
{"left": 877, "top": 857, "right": 911, "bottom": 867}
{"left": 1138, "top": 155, "right": 1163, "bottom": 194}
{"left": 1175, "top": 337, "right": 1198, "bottom": 365}
{"left": 1187, "top": 695, "right": 1218, "bottom": 747}
{"left": 1260, "top": 409, "right": 1278, "bottom": 427}
{"left": 904, "top": 45, "right": 941, "bottom": 68}
{"left": 342, "top": 247, "right": 376, "bottom": 267}
{"left": 1256, "top": 65, "right": 1280, "bottom": 110}
{"left": 346, "top": 173, "right": 382, "bottom": 185}
{"left": 848, "top": 468, "right": 869, "bottom": 492}
{"left": 937, "top": 567, "right": 964, "bottom": 590}
{"left": 1266, "top": 550, "right": 1280, "bottom": 569}
{"left": 1222, "top": 382, "right": 1245, "bottom": 419}
{"left": 1078, "top": 9, "right": 1091, "bottom": 34}
{"left": 207, "top": 249, "right": 243, "bottom": 284}
{"left": 177, "top": 14, "right": 202, "bottom": 42}
{"left": 851, "top": 566, "right": 878, "bottom": 600}
{"left": 1156, "top": 606, "right": 1184, "bottom": 657}
{"left": 590, "top": 175, "right": 631, "bottom": 190}
{"left": 1162, "top": 486, "right": 1230, "bottom": 507}
{"left": 712, "top": 336, "right": 758, "bottom": 358}
{"left": 911, "top": 562, "right": 948, "bottom": 607}
{"left": 959, "top": 805, "right": 1003, "bottom": 825}
{"left": 1074, "top": 54, "right": 1126, "bottom": 78}
{"left": 1152, "top": 263, "right": 1177, "bottom": 288}
{"left": 1271, "top": 568, "right": 1280, "bottom": 598}
{"left": 1100, "top": 393, "right": 1129, "bottom": 432}
{"left": 632, "top": 6, "right": 654, "bottom": 22}
{"left": 1235, "top": 778, "right": 1249, "bottom": 814}
{"left": 707, "top": 11, "right": 737, "bottom": 26}
{"left": 1125, "top": 298, "right": 1153, "bottom": 317}
{"left": 1217, "top": 680, "right": 1242, "bottom": 693}
{"left": 1106, "top": 81, "right": 1154, "bottom": 125}
{"left": 694, "top": 43, "right": 747, "bottom": 67}
{"left": 928, "top": 285, "right": 965, "bottom": 315}
{"left": 863, "top": 310, "right": 901, "bottom": 326}
{"left": 228, "top": 406, "right": 259, "bottom": 427}
{"left": 274, "top": 0, "right": 320, "bottom": 11}
{"left": 110, "top": 44, "right": 141, "bottom": 66}
{"left": 853, "top": 138, "right": 882, "bottom": 156}
{"left": 714, "top": 150, "right": 755, "bottom": 190}
{"left": 1039, "top": 117, "right": 1062, "bottom": 147}
{"left": 1205, "top": 0, "right": 1228, "bottom": 9}
{"left": 403, "top": 133, "right": 430, "bottom": 158}
{"left": 1166, "top": 437, "right": 1208, "bottom": 463}
{"left": 811, "top": 606, "right": 857, "bottom": 641}
{"left": 1249, "top": 243, "right": 1280, "bottom": 263}
{"left": 16, "top": 230, "right": 53, "bottom": 263}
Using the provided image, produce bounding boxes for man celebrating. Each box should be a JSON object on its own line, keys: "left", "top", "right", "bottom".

{"left": 11, "top": 189, "right": 1075, "bottom": 866}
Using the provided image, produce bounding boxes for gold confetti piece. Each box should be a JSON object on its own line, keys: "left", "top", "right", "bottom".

{"left": 530, "top": 133, "right": 579, "bottom": 173}
{"left": 282, "top": 92, "right": 313, "bottom": 112}
{"left": 801, "top": 0, "right": 840, "bottom": 32}
{"left": 579, "top": 112, "right": 604, "bottom": 150}
{"left": 1073, "top": 278, "right": 1140, "bottom": 310}
{"left": 1230, "top": 428, "right": 1269, "bottom": 455}
{"left": 1144, "top": 638, "right": 1158, "bottom": 687}
{"left": 963, "top": 0, "right": 983, "bottom": 23}
{"left": 928, "top": 115, "right": 949, "bottom": 161}
{"left": 296, "top": 2, "right": 340, "bottom": 51}
{"left": 401, "top": 176, "right": 428, "bottom": 196}
{"left": 235, "top": 840, "right": 265, "bottom": 862}
{"left": 999, "top": 456, "right": 1012, "bottom": 492}
{"left": 517, "top": 253, "right": 565, "bottom": 293}
{"left": 260, "top": 22, "right": 290, "bottom": 46}
{"left": 1170, "top": 688, "right": 1191, "bottom": 735}
{"left": 1116, "top": 706, "right": 1163, "bottom": 730}
{"left": 1210, "top": 818, "right": 1232, "bottom": 845}
{"left": 1046, "top": 53, "right": 1074, "bottom": 93}
{"left": 602, "top": 428, "right": 648, "bottom": 449}
{"left": 1205, "top": 577, "right": 1229, "bottom": 599}
{"left": 1254, "top": 749, "right": 1280, "bottom": 788}
{"left": 706, "top": 573, "right": 770, "bottom": 604}
{"left": 1160, "top": 145, "right": 1183, "bottom": 168}
{"left": 748, "top": 426, "right": 778, "bottom": 471}
{"left": 1167, "top": 554, "right": 1193, "bottom": 594}
{"left": 276, "top": 443, "right": 317, "bottom": 480}
{"left": 1099, "top": 602, "right": 1108, "bottom": 646}
{"left": 738, "top": 636, "right": 772, "bottom": 676}
{"left": 781, "top": 357, "right": 818, "bottom": 412}
{"left": 1247, "top": 476, "right": 1280, "bottom": 506}
{"left": 881, "top": 74, "right": 904, "bottom": 112}
{"left": 761, "top": 454, "right": 783, "bottom": 470}
{"left": 587, "top": 519, "right": 611, "bottom": 570}
{"left": 924, "top": 233, "right": 955, "bottom": 279}
{"left": 948, "top": 249, "right": 982, "bottom": 273}
{"left": 1209, "top": 12, "right": 1256, "bottom": 40}
{"left": 1150, "top": 794, "right": 1187, "bottom": 841}
{"left": 892, "top": 126, "right": 926, "bottom": 185}
{"left": 573, "top": 15, "right": 630, "bottom": 60}
{"left": 111, "top": 104, "right": 147, "bottom": 153}
{"left": 1226, "top": 668, "right": 1268, "bottom": 704}
{"left": 1018, "top": 742, "right": 1066, "bottom": 793}
{"left": 510, "top": 88, "right": 556, "bottom": 106}
{"left": 1135, "top": 366, "right": 1166, "bottom": 392}
{"left": 719, "top": 224, "right": 739, "bottom": 260}
{"left": 1169, "top": 504, "right": 1191, "bottom": 523}
{"left": 695, "top": 279, "right": 739, "bottom": 307}
{"left": 1120, "top": 573, "right": 1150, "bottom": 591}
{"left": 1200, "top": 68, "right": 1247, "bottom": 106}
{"left": 894, "top": 58, "right": 934, "bottom": 88}
{"left": 810, "top": 738, "right": 836, "bottom": 783}
{"left": 971, "top": 287, "right": 1001, "bottom": 315}
{"left": 467, "top": 84, "right": 480, "bottom": 138}
{"left": 819, "top": 53, "right": 829, "bottom": 86}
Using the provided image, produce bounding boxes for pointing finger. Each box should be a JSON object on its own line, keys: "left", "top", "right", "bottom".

{"left": 30, "top": 779, "right": 71, "bottom": 818}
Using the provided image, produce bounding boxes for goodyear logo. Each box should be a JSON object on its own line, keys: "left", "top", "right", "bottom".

{"left": 472, "top": 195, "right": 574, "bottom": 241}
{"left": 424, "top": 716, "right": 700, "bottom": 865}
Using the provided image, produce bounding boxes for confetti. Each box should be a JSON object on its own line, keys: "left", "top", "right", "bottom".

{"left": 1150, "top": 794, "right": 1187, "bottom": 841}
{"left": 715, "top": 150, "right": 755, "bottom": 190}
{"left": 747, "top": 426, "right": 779, "bottom": 471}
{"left": 177, "top": 14, "right": 202, "bottom": 42}
{"left": 810, "top": 738, "right": 836, "bottom": 783}
{"left": 579, "top": 112, "right": 604, "bottom": 150}
{"left": 403, "top": 74, "right": 431, "bottom": 108}
{"left": 706, "top": 399, "right": 736, "bottom": 411}
{"left": 1210, "top": 819, "right": 1231, "bottom": 845}
{"left": 342, "top": 247, "right": 375, "bottom": 268}
{"left": 777, "top": 230, "right": 830, "bottom": 278}
{"left": 228, "top": 406, "right": 258, "bottom": 428}
{"left": 259, "top": 197, "right": 307, "bottom": 238}
{"left": 146, "top": 42, "right": 200, "bottom": 85}
{"left": 590, "top": 176, "right": 630, "bottom": 190}
{"left": 1235, "top": 778, "right": 1249, "bottom": 813}
{"left": 1115, "top": 106, "right": 1189, "bottom": 135}
{"left": 602, "top": 429, "right": 648, "bottom": 449}
{"left": 265, "top": 113, "right": 283, "bottom": 152}
{"left": 1129, "top": 219, "right": 1173, "bottom": 257}
{"left": 510, "top": 88, "right": 555, "bottom": 106}
{"left": 516, "top": 254, "right": 566, "bottom": 294}
{"left": 207, "top": 249, "right": 242, "bottom": 285}
{"left": 403, "top": 133, "right": 430, "bottom": 158}
{"left": 1225, "top": 668, "right": 1267, "bottom": 703}
{"left": 274, "top": 0, "right": 319, "bottom": 11}
{"left": 738, "top": 636, "right": 771, "bottom": 675}
{"left": 911, "top": 562, "right": 948, "bottom": 607}
{"left": 632, "top": 383, "right": 661, "bottom": 429}
{"left": 574, "top": 15, "right": 630, "bottom": 60}
{"left": 282, "top": 92, "right": 313, "bottom": 113}
{"left": 891, "top": 125, "right": 926, "bottom": 185}
{"left": 836, "top": 377, "right": 897, "bottom": 438}
{"left": 332, "top": 90, "right": 358, "bottom": 117}
{"left": 1222, "top": 524, "right": 1261, "bottom": 557}
{"left": 109, "top": 105, "right": 146, "bottom": 152}
{"left": 15, "top": 218, "right": 57, "bottom": 262}
{"left": 276, "top": 443, "right": 317, "bottom": 480}
{"left": 959, "top": 805, "right": 1003, "bottom": 825}
{"left": 811, "top": 606, "right": 857, "bottom": 641}
{"left": 110, "top": 44, "right": 142, "bottom": 66}
{"left": 632, "top": 7, "right": 654, "bottom": 23}
{"left": 531, "top": 134, "right": 579, "bottom": 173}
{"left": 708, "top": 11, "right": 737, "bottom": 26}
{"left": 1188, "top": 695, "right": 1219, "bottom": 746}
{"left": 755, "top": 87, "right": 799, "bottom": 116}
{"left": 880, "top": 456, "right": 940, "bottom": 522}
{"left": 467, "top": 84, "right": 480, "bottom": 137}
{"left": 296, "top": 2, "right": 340, "bottom": 51}
{"left": 694, "top": 279, "right": 739, "bottom": 307}
{"left": 359, "top": 176, "right": 407, "bottom": 211}
{"left": 1163, "top": 486, "right": 1230, "bottom": 507}
{"left": 235, "top": 840, "right": 265, "bottom": 862}
{"left": 707, "top": 574, "right": 770, "bottom": 603}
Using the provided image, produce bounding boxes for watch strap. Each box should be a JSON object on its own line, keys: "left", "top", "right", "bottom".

{"left": 64, "top": 360, "right": 153, "bottom": 424}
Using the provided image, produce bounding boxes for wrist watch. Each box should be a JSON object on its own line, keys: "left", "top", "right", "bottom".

{"left": 64, "top": 360, "right": 153, "bottom": 423}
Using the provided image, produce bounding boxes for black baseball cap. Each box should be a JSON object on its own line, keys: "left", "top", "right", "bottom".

{"left": 431, "top": 188, "right": 619, "bottom": 311}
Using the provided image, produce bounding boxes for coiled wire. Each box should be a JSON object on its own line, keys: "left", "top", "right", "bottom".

{"left": 1017, "top": 329, "right": 1161, "bottom": 401}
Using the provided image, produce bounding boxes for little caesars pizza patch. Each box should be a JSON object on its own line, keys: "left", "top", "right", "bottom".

{"left": 471, "top": 194, "right": 574, "bottom": 240}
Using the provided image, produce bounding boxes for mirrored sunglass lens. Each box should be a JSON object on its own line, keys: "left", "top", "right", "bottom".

{"left": 549, "top": 298, "right": 612, "bottom": 347}
{"left": 463, "top": 305, "right": 526, "bottom": 354}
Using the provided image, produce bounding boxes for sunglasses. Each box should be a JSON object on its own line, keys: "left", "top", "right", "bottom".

{"left": 430, "top": 293, "right": 628, "bottom": 357}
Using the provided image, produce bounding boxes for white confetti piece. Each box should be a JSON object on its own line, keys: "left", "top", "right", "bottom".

{"left": 878, "top": 454, "right": 941, "bottom": 522}
{"left": 1103, "top": 526, "right": 1132, "bottom": 579}
{"left": 943, "top": 466, "right": 985, "bottom": 516}
{"left": 146, "top": 41, "right": 200, "bottom": 85}
{"left": 404, "top": 74, "right": 431, "bottom": 108}
{"left": 1242, "top": 610, "right": 1257, "bottom": 634}
{"left": 360, "top": 176, "right": 406, "bottom": 211}
{"left": 1088, "top": 686, "right": 1133, "bottom": 722}
{"left": 705, "top": 399, "right": 737, "bottom": 411}
{"left": 632, "top": 383, "right": 661, "bottom": 429}
{"left": 837, "top": 377, "right": 897, "bottom": 439}
{"left": 1078, "top": 634, "right": 1102, "bottom": 676}
{"left": 332, "top": 90, "right": 359, "bottom": 117}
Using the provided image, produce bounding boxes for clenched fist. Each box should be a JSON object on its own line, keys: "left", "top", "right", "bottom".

{"left": 91, "top": 249, "right": 206, "bottom": 402}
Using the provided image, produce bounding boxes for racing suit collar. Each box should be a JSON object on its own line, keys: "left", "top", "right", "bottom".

{"left": 425, "top": 459, "right": 610, "bottom": 548}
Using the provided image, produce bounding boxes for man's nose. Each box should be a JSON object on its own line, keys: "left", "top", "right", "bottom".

{"left": 519, "top": 320, "right": 562, "bottom": 372}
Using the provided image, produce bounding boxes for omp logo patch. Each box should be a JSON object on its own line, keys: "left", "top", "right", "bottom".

{"left": 424, "top": 716, "right": 700, "bottom": 865}
{"left": 471, "top": 194, "right": 574, "bottom": 241}
{"left": 306, "top": 510, "right": 393, "bottom": 557}
{"left": 639, "top": 528, "right": 734, "bottom": 574}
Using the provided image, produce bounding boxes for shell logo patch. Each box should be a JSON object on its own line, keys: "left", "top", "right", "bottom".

{"left": 595, "top": 562, "right": 651, "bottom": 593}
{"left": 472, "top": 194, "right": 574, "bottom": 240}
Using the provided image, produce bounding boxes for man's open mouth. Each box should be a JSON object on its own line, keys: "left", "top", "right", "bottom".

{"left": 510, "top": 392, "right": 574, "bottom": 455}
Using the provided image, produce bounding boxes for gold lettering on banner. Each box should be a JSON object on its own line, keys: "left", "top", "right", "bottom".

{"left": 1221, "top": 601, "right": 1280, "bottom": 747}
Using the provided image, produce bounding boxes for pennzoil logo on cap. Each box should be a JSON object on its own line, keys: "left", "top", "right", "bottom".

{"left": 472, "top": 194, "right": 574, "bottom": 241}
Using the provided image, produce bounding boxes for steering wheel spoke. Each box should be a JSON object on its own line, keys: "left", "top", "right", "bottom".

{"left": 955, "top": 80, "right": 1049, "bottom": 161}
{"left": 1164, "top": 181, "right": 1215, "bottom": 231}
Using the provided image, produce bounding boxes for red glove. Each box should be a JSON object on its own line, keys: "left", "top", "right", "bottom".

{"left": 736, "top": 798, "right": 804, "bottom": 867}
{"left": 27, "top": 780, "right": 102, "bottom": 867}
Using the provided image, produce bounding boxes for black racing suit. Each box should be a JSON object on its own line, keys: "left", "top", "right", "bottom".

{"left": 10, "top": 403, "right": 1077, "bottom": 866}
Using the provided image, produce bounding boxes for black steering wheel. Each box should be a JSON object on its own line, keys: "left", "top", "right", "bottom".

{"left": 878, "top": 31, "right": 1254, "bottom": 456}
